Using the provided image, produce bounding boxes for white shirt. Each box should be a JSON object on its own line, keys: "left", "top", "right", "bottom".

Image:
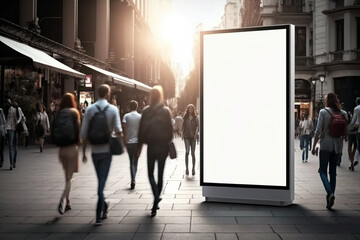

{"left": 123, "top": 110, "right": 141, "bottom": 144}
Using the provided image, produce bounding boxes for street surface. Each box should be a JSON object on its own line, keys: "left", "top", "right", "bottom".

{"left": 0, "top": 138, "right": 360, "bottom": 240}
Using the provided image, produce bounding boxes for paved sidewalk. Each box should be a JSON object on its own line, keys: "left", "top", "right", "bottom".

{"left": 0, "top": 138, "right": 360, "bottom": 240}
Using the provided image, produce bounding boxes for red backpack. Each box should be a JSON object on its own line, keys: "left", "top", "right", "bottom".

{"left": 325, "top": 108, "right": 347, "bottom": 138}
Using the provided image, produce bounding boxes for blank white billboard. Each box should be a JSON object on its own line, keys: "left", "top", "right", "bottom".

{"left": 201, "top": 25, "right": 292, "bottom": 189}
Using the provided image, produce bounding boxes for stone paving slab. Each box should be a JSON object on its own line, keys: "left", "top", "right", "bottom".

{"left": 1, "top": 138, "right": 360, "bottom": 240}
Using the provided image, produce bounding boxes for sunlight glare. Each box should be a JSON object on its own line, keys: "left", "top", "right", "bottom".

{"left": 160, "top": 13, "right": 194, "bottom": 74}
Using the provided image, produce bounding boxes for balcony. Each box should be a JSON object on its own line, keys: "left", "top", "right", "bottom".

{"left": 315, "top": 50, "right": 360, "bottom": 64}
{"left": 295, "top": 56, "right": 314, "bottom": 68}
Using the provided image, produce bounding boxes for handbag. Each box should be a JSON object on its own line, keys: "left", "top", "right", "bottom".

{"left": 16, "top": 121, "right": 24, "bottom": 133}
{"left": 168, "top": 141, "right": 177, "bottom": 159}
{"left": 109, "top": 136, "right": 124, "bottom": 155}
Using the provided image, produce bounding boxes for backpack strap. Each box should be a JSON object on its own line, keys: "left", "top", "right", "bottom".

{"left": 95, "top": 104, "right": 110, "bottom": 112}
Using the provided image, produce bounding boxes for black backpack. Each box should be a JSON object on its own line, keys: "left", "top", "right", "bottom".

{"left": 87, "top": 105, "right": 110, "bottom": 144}
{"left": 51, "top": 109, "right": 77, "bottom": 146}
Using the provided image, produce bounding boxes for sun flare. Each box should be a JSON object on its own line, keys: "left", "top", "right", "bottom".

{"left": 159, "top": 13, "right": 194, "bottom": 74}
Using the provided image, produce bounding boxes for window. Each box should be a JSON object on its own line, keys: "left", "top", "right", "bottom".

{"left": 335, "top": 19, "right": 344, "bottom": 51}
{"left": 283, "top": 0, "right": 303, "bottom": 12}
{"left": 295, "top": 27, "right": 306, "bottom": 56}
{"left": 357, "top": 17, "right": 360, "bottom": 49}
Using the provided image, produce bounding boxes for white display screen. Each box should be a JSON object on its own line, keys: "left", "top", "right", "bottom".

{"left": 200, "top": 26, "right": 291, "bottom": 189}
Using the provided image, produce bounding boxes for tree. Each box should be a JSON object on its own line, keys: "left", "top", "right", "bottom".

{"left": 177, "top": 67, "right": 199, "bottom": 112}
{"left": 159, "top": 60, "right": 176, "bottom": 100}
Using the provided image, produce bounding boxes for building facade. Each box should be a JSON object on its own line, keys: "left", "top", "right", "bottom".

{"left": 261, "top": 0, "right": 360, "bottom": 118}
{"left": 0, "top": 0, "right": 169, "bottom": 142}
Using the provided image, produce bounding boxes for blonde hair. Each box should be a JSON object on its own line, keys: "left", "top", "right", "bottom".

{"left": 149, "top": 85, "right": 164, "bottom": 106}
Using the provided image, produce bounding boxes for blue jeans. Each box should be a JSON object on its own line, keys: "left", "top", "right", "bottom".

{"left": 126, "top": 143, "right": 139, "bottom": 182}
{"left": 7, "top": 130, "right": 18, "bottom": 166}
{"left": 92, "top": 152, "right": 112, "bottom": 220}
{"left": 301, "top": 135, "right": 311, "bottom": 161}
{"left": 318, "top": 150, "right": 338, "bottom": 195}
{"left": 184, "top": 138, "right": 196, "bottom": 165}
{"left": 147, "top": 143, "right": 168, "bottom": 204}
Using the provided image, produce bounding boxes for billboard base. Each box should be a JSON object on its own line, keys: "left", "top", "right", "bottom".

{"left": 205, "top": 197, "right": 292, "bottom": 206}
{"left": 203, "top": 186, "right": 293, "bottom": 207}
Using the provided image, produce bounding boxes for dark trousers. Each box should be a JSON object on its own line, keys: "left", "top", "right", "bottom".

{"left": 126, "top": 143, "right": 139, "bottom": 182}
{"left": 147, "top": 143, "right": 168, "bottom": 204}
{"left": 7, "top": 130, "right": 18, "bottom": 166}
{"left": 0, "top": 136, "right": 4, "bottom": 165}
{"left": 92, "top": 152, "right": 112, "bottom": 220}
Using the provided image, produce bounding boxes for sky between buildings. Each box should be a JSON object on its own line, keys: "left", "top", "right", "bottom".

{"left": 160, "top": 0, "right": 226, "bottom": 75}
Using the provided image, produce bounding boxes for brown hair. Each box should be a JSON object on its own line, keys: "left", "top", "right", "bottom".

{"left": 183, "top": 104, "right": 197, "bottom": 119}
{"left": 60, "top": 93, "right": 80, "bottom": 118}
{"left": 149, "top": 85, "right": 164, "bottom": 106}
{"left": 325, "top": 93, "right": 341, "bottom": 112}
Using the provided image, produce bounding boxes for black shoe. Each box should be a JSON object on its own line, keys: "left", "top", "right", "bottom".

{"left": 58, "top": 198, "right": 65, "bottom": 215}
{"left": 326, "top": 194, "right": 335, "bottom": 209}
{"left": 326, "top": 194, "right": 330, "bottom": 207}
{"left": 130, "top": 181, "right": 136, "bottom": 190}
{"left": 65, "top": 205, "right": 72, "bottom": 212}
{"left": 102, "top": 201, "right": 109, "bottom": 219}
{"left": 13, "top": 164, "right": 15, "bottom": 169}
{"left": 150, "top": 208, "right": 157, "bottom": 218}
{"left": 94, "top": 219, "right": 102, "bottom": 226}
{"left": 354, "top": 161, "right": 359, "bottom": 167}
{"left": 10, "top": 166, "right": 12, "bottom": 171}
{"left": 0, "top": 163, "right": 3, "bottom": 168}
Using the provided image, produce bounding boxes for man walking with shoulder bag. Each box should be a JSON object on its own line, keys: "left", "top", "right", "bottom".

{"left": 80, "top": 84, "right": 123, "bottom": 226}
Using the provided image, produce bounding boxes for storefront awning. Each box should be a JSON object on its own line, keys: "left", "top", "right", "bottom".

{"left": 83, "top": 64, "right": 152, "bottom": 92}
{"left": 0, "top": 35, "right": 85, "bottom": 79}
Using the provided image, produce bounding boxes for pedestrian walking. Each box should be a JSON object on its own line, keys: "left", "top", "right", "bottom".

{"left": 80, "top": 84, "right": 122, "bottom": 226}
{"left": 299, "top": 112, "right": 313, "bottom": 163}
{"left": 182, "top": 104, "right": 199, "bottom": 175}
{"left": 348, "top": 97, "right": 360, "bottom": 168}
{"left": 0, "top": 107, "right": 6, "bottom": 168}
{"left": 138, "top": 86, "right": 173, "bottom": 218}
{"left": 34, "top": 103, "right": 50, "bottom": 152}
{"left": 4, "top": 98, "right": 22, "bottom": 170}
{"left": 347, "top": 109, "right": 357, "bottom": 171}
{"left": 55, "top": 93, "right": 81, "bottom": 215}
{"left": 311, "top": 93, "right": 348, "bottom": 210}
{"left": 122, "top": 100, "right": 141, "bottom": 190}
{"left": 174, "top": 111, "right": 184, "bottom": 138}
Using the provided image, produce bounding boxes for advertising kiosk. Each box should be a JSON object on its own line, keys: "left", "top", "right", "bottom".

{"left": 200, "top": 25, "right": 295, "bottom": 206}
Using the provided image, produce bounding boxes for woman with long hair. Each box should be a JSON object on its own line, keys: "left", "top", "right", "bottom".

{"left": 182, "top": 104, "right": 199, "bottom": 176}
{"left": 57, "top": 93, "right": 81, "bottom": 214}
{"left": 138, "top": 86, "right": 173, "bottom": 217}
{"left": 311, "top": 93, "right": 347, "bottom": 210}
{"left": 34, "top": 103, "right": 50, "bottom": 152}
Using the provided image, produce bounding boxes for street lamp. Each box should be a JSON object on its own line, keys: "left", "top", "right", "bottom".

{"left": 318, "top": 74, "right": 326, "bottom": 99}
{"left": 310, "top": 77, "right": 317, "bottom": 118}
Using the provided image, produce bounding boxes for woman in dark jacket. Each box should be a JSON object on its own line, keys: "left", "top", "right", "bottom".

{"left": 138, "top": 86, "right": 173, "bottom": 218}
{"left": 182, "top": 104, "right": 199, "bottom": 176}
